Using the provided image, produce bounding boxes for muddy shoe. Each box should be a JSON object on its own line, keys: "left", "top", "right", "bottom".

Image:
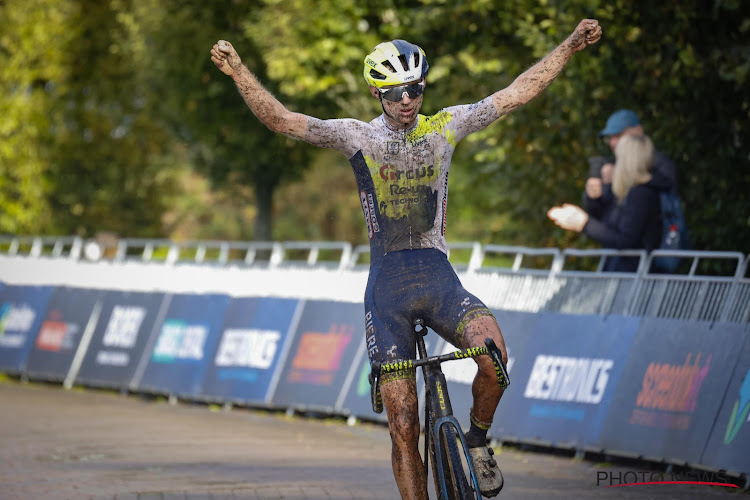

{"left": 468, "top": 446, "right": 503, "bottom": 497}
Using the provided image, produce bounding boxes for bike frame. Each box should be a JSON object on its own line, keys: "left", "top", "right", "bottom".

{"left": 417, "top": 330, "right": 483, "bottom": 499}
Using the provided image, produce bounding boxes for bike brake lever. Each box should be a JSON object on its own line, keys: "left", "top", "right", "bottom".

{"left": 484, "top": 338, "right": 510, "bottom": 390}
{"left": 369, "top": 360, "right": 384, "bottom": 414}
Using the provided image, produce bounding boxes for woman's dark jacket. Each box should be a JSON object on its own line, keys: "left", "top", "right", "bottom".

{"left": 582, "top": 166, "right": 673, "bottom": 272}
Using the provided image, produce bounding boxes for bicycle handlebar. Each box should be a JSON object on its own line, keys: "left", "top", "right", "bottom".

{"left": 369, "top": 338, "right": 510, "bottom": 414}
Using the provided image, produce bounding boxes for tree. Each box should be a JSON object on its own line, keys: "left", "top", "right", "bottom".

{"left": 0, "top": 0, "right": 74, "bottom": 234}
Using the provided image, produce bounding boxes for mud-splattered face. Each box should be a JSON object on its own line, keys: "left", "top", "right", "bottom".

{"left": 369, "top": 82, "right": 425, "bottom": 129}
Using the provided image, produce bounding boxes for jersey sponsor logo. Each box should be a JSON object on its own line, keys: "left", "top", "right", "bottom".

{"left": 524, "top": 355, "right": 614, "bottom": 405}
{"left": 379, "top": 164, "right": 435, "bottom": 181}
{"left": 0, "top": 302, "right": 37, "bottom": 348}
{"left": 365, "top": 310, "right": 378, "bottom": 357}
{"left": 361, "top": 191, "right": 373, "bottom": 239}
{"left": 630, "top": 353, "right": 711, "bottom": 430}
{"left": 214, "top": 328, "right": 280, "bottom": 369}
{"left": 361, "top": 191, "right": 380, "bottom": 239}
{"left": 386, "top": 141, "right": 400, "bottom": 155}
{"left": 151, "top": 320, "right": 207, "bottom": 363}
{"left": 367, "top": 193, "right": 379, "bottom": 234}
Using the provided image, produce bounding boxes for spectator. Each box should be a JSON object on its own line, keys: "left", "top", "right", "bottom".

{"left": 584, "top": 109, "right": 677, "bottom": 216}
{"left": 548, "top": 134, "right": 671, "bottom": 272}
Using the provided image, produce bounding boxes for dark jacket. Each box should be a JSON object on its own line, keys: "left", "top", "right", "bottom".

{"left": 583, "top": 166, "right": 673, "bottom": 272}
{"left": 583, "top": 150, "right": 677, "bottom": 216}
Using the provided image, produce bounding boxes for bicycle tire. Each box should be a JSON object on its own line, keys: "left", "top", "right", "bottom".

{"left": 426, "top": 401, "right": 473, "bottom": 500}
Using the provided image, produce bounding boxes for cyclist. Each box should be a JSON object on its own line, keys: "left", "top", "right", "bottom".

{"left": 211, "top": 20, "right": 601, "bottom": 500}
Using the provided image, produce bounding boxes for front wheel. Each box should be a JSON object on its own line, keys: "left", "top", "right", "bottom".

{"left": 426, "top": 404, "right": 473, "bottom": 499}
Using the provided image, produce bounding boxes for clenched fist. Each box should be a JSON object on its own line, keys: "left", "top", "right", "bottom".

{"left": 211, "top": 40, "right": 242, "bottom": 77}
{"left": 568, "top": 19, "right": 602, "bottom": 52}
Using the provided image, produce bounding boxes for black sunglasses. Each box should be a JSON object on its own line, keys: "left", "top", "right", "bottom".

{"left": 378, "top": 81, "right": 425, "bottom": 102}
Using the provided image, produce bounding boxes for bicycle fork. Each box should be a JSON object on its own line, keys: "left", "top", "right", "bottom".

{"left": 419, "top": 337, "right": 482, "bottom": 499}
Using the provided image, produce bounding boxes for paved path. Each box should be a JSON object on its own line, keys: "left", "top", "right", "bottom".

{"left": 0, "top": 380, "right": 744, "bottom": 500}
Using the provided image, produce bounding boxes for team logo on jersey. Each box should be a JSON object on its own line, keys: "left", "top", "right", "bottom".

{"left": 386, "top": 141, "right": 400, "bottom": 155}
{"left": 360, "top": 191, "right": 380, "bottom": 239}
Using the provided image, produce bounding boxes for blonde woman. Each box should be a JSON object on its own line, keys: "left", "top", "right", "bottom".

{"left": 548, "top": 134, "right": 671, "bottom": 271}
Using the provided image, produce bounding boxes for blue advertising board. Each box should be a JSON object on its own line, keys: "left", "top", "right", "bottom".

{"left": 199, "top": 297, "right": 303, "bottom": 405}
{"left": 699, "top": 325, "right": 750, "bottom": 474}
{"left": 74, "top": 291, "right": 168, "bottom": 390}
{"left": 0, "top": 285, "right": 55, "bottom": 374}
{"left": 133, "top": 293, "right": 230, "bottom": 398}
{"left": 490, "top": 312, "right": 639, "bottom": 447}
{"left": 598, "top": 319, "right": 745, "bottom": 464}
{"left": 440, "top": 310, "right": 540, "bottom": 433}
{"left": 24, "top": 287, "right": 104, "bottom": 382}
{"left": 270, "top": 301, "right": 364, "bottom": 411}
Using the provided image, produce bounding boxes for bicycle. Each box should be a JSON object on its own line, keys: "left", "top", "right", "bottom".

{"left": 369, "top": 318, "right": 510, "bottom": 500}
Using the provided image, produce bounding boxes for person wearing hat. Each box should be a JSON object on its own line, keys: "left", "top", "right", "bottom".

{"left": 584, "top": 109, "right": 677, "bottom": 211}
{"left": 549, "top": 133, "right": 673, "bottom": 272}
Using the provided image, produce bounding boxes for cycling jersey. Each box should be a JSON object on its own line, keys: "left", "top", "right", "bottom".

{"left": 304, "top": 97, "right": 500, "bottom": 379}
{"left": 304, "top": 97, "right": 499, "bottom": 264}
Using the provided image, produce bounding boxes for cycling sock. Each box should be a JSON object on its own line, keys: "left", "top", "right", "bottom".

{"left": 465, "top": 411, "right": 492, "bottom": 448}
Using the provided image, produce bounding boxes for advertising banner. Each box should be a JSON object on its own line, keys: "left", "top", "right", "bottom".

{"left": 490, "top": 312, "right": 640, "bottom": 447}
{"left": 0, "top": 285, "right": 55, "bottom": 374}
{"left": 270, "top": 301, "right": 363, "bottom": 411}
{"left": 440, "top": 310, "right": 539, "bottom": 433}
{"left": 133, "top": 293, "right": 230, "bottom": 398}
{"left": 699, "top": 325, "right": 750, "bottom": 474}
{"left": 74, "top": 291, "right": 168, "bottom": 390}
{"left": 598, "top": 319, "right": 744, "bottom": 464}
{"left": 199, "top": 297, "right": 303, "bottom": 405}
{"left": 24, "top": 287, "right": 104, "bottom": 382}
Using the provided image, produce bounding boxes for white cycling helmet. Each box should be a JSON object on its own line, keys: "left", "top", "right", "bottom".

{"left": 363, "top": 39, "right": 429, "bottom": 88}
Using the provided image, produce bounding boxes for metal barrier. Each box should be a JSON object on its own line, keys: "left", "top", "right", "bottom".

{"left": 0, "top": 235, "right": 83, "bottom": 260}
{"left": 1, "top": 235, "right": 748, "bottom": 323}
{"left": 629, "top": 250, "right": 747, "bottom": 322}
{"left": 111, "top": 239, "right": 352, "bottom": 270}
{"left": 543, "top": 249, "right": 648, "bottom": 316}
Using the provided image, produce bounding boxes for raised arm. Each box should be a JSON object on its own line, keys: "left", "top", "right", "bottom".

{"left": 492, "top": 19, "right": 602, "bottom": 116}
{"left": 211, "top": 40, "right": 308, "bottom": 139}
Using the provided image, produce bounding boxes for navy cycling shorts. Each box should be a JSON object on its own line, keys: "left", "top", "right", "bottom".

{"left": 363, "top": 248, "right": 493, "bottom": 384}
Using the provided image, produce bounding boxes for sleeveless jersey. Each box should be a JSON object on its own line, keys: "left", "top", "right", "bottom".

{"left": 304, "top": 97, "right": 499, "bottom": 263}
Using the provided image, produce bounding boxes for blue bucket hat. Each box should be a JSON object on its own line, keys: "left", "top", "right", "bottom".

{"left": 599, "top": 109, "right": 641, "bottom": 137}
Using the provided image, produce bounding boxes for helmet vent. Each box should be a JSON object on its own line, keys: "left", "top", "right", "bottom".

{"left": 369, "top": 69, "right": 386, "bottom": 81}
{"left": 398, "top": 55, "right": 408, "bottom": 72}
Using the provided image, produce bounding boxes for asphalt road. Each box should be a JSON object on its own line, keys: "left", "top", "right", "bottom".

{"left": 0, "top": 379, "right": 745, "bottom": 500}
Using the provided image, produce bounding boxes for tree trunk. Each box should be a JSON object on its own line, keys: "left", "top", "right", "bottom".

{"left": 254, "top": 182, "right": 274, "bottom": 242}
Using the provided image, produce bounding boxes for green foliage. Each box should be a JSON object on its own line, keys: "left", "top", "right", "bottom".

{"left": 0, "top": 0, "right": 75, "bottom": 233}
{"left": 1, "top": 0, "right": 747, "bottom": 252}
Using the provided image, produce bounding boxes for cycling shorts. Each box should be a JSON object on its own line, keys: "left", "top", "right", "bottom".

{"left": 363, "top": 248, "right": 494, "bottom": 384}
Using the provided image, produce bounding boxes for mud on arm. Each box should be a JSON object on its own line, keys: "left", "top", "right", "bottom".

{"left": 490, "top": 19, "right": 602, "bottom": 116}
